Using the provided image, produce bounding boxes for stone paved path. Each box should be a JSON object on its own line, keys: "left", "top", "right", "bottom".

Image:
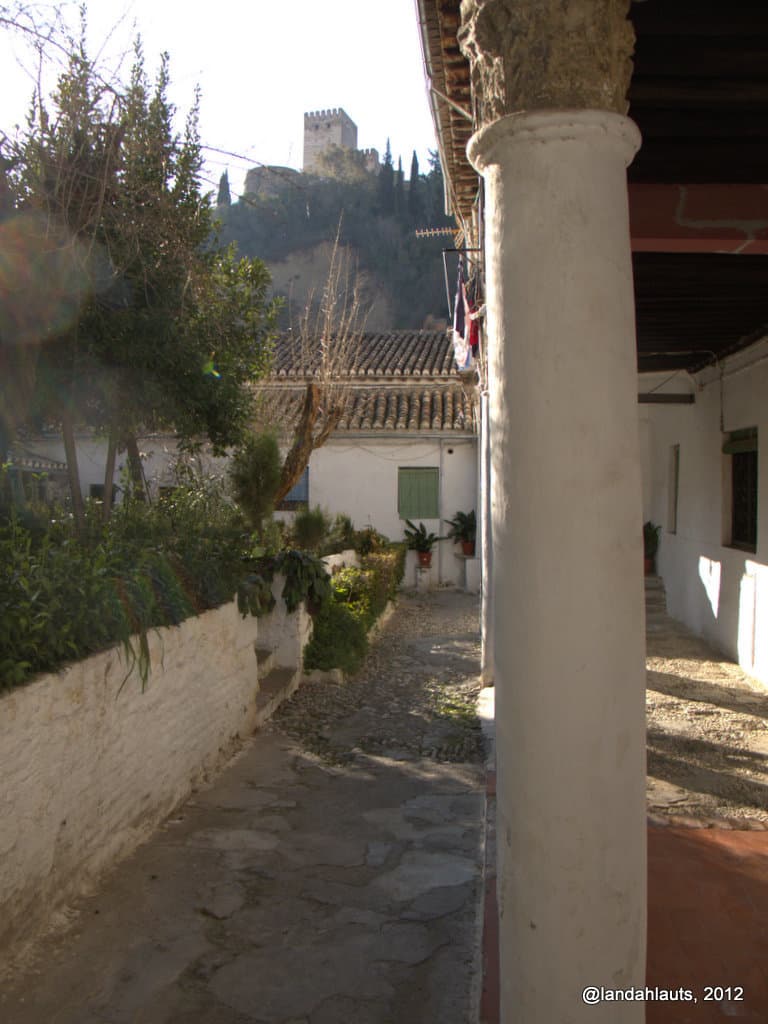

{"left": 0, "top": 591, "right": 485, "bottom": 1024}
{"left": 645, "top": 611, "right": 768, "bottom": 826}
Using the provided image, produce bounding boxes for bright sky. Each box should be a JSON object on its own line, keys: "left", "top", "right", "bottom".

{"left": 0, "top": 0, "right": 438, "bottom": 199}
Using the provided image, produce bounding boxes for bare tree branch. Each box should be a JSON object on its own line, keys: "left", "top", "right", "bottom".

{"left": 260, "top": 220, "right": 370, "bottom": 503}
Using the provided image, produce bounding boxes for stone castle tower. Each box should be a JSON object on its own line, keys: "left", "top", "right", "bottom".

{"left": 303, "top": 108, "right": 359, "bottom": 173}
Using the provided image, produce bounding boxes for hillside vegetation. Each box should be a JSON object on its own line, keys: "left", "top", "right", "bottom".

{"left": 216, "top": 148, "right": 455, "bottom": 330}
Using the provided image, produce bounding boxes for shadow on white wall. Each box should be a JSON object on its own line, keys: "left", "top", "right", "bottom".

{"left": 698, "top": 555, "right": 721, "bottom": 619}
{"left": 738, "top": 562, "right": 758, "bottom": 675}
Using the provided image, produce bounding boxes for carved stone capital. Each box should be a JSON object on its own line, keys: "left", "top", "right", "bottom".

{"left": 458, "top": 0, "right": 635, "bottom": 126}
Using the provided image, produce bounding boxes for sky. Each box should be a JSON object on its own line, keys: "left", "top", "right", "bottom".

{"left": 0, "top": 0, "right": 439, "bottom": 199}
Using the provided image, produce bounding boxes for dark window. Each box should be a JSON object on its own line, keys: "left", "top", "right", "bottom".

{"left": 723, "top": 429, "right": 758, "bottom": 552}
{"left": 89, "top": 485, "right": 118, "bottom": 505}
{"left": 276, "top": 467, "right": 309, "bottom": 511}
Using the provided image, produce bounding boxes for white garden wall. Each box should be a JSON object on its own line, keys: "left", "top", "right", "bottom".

{"left": 308, "top": 435, "right": 478, "bottom": 586}
{"left": 640, "top": 340, "right": 768, "bottom": 686}
{"left": 0, "top": 584, "right": 309, "bottom": 950}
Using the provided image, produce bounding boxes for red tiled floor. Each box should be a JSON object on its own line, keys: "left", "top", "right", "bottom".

{"left": 481, "top": 823, "right": 768, "bottom": 1022}
{"left": 647, "top": 825, "right": 768, "bottom": 1022}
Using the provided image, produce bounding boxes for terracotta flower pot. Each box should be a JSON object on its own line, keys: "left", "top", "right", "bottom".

{"left": 417, "top": 550, "right": 433, "bottom": 568}
{"left": 644, "top": 557, "right": 654, "bottom": 576}
{"left": 461, "top": 540, "right": 475, "bottom": 556}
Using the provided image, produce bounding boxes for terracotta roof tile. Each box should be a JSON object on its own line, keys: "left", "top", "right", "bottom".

{"left": 264, "top": 329, "right": 476, "bottom": 435}
{"left": 273, "top": 329, "right": 457, "bottom": 378}
{"left": 269, "top": 383, "right": 475, "bottom": 435}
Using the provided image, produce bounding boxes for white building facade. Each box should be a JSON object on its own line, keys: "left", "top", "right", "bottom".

{"left": 640, "top": 341, "right": 768, "bottom": 686}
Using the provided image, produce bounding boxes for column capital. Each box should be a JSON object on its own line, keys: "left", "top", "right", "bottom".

{"left": 468, "top": 109, "right": 641, "bottom": 173}
{"left": 458, "top": 0, "right": 635, "bottom": 127}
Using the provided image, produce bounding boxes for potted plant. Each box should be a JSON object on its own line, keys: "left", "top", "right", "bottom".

{"left": 445, "top": 509, "right": 477, "bottom": 556}
{"left": 403, "top": 519, "right": 442, "bottom": 568}
{"left": 643, "top": 520, "right": 661, "bottom": 575}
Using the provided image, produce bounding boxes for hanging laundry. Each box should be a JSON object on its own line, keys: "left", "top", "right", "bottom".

{"left": 465, "top": 277, "right": 481, "bottom": 357}
{"left": 452, "top": 258, "right": 472, "bottom": 370}
{"left": 469, "top": 303, "right": 485, "bottom": 356}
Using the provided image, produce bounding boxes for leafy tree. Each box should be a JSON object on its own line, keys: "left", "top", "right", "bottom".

{"left": 7, "top": 29, "right": 123, "bottom": 523}
{"left": 5, "top": 33, "right": 278, "bottom": 524}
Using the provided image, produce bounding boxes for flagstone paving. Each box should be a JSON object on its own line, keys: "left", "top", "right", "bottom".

{"left": 0, "top": 590, "right": 485, "bottom": 1024}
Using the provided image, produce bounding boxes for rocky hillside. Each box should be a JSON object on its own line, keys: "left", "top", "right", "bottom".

{"left": 215, "top": 151, "right": 455, "bottom": 331}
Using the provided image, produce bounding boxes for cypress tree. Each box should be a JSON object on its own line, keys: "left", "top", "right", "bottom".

{"left": 408, "top": 150, "right": 421, "bottom": 221}
{"left": 394, "top": 155, "right": 404, "bottom": 218}
{"left": 377, "top": 137, "right": 394, "bottom": 215}
{"left": 217, "top": 169, "right": 231, "bottom": 206}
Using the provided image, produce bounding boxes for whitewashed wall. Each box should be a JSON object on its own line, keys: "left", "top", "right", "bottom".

{"left": 307, "top": 435, "right": 478, "bottom": 586}
{"left": 23, "top": 434, "right": 227, "bottom": 499}
{"left": 24, "top": 431, "right": 480, "bottom": 586}
{"left": 640, "top": 341, "right": 768, "bottom": 686}
{"left": 0, "top": 586, "right": 308, "bottom": 950}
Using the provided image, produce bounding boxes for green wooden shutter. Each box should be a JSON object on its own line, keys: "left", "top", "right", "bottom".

{"left": 722, "top": 428, "right": 757, "bottom": 455}
{"left": 398, "top": 467, "right": 439, "bottom": 518}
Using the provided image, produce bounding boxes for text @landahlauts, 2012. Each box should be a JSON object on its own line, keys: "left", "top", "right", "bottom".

{"left": 582, "top": 985, "right": 745, "bottom": 1005}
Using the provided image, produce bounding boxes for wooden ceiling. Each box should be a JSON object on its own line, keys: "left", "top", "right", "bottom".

{"left": 629, "top": 2, "right": 768, "bottom": 184}
{"left": 418, "top": 0, "right": 768, "bottom": 374}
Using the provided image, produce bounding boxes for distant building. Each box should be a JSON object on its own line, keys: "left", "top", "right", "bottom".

{"left": 302, "top": 108, "right": 379, "bottom": 174}
{"left": 243, "top": 165, "right": 301, "bottom": 198}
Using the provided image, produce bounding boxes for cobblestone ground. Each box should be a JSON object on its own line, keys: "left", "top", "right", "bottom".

{"left": 0, "top": 589, "right": 486, "bottom": 1024}
{"left": 274, "top": 589, "right": 485, "bottom": 765}
{"left": 646, "top": 614, "right": 768, "bottom": 827}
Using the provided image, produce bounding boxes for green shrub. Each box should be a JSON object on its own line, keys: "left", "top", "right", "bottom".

{"left": 302, "top": 543, "right": 405, "bottom": 675}
{"left": 320, "top": 513, "right": 356, "bottom": 555}
{"left": 229, "top": 432, "right": 281, "bottom": 532}
{"left": 353, "top": 526, "right": 389, "bottom": 556}
{"left": 303, "top": 601, "right": 368, "bottom": 673}
{"left": 274, "top": 549, "right": 332, "bottom": 613}
{"left": 0, "top": 478, "right": 254, "bottom": 691}
{"left": 331, "top": 567, "right": 376, "bottom": 628}
{"left": 237, "top": 549, "right": 331, "bottom": 618}
{"left": 361, "top": 545, "right": 406, "bottom": 612}
{"left": 291, "top": 505, "right": 331, "bottom": 552}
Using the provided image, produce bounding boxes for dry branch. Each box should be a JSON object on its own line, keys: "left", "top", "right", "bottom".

{"left": 262, "top": 222, "right": 369, "bottom": 503}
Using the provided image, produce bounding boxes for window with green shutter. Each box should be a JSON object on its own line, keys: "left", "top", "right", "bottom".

{"left": 398, "top": 467, "right": 439, "bottom": 519}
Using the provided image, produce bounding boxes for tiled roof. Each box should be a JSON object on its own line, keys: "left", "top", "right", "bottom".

{"left": 273, "top": 330, "right": 456, "bottom": 378}
{"left": 8, "top": 447, "right": 68, "bottom": 473}
{"left": 339, "top": 384, "right": 473, "bottom": 432}
{"left": 260, "top": 382, "right": 475, "bottom": 434}
{"left": 264, "top": 329, "right": 477, "bottom": 435}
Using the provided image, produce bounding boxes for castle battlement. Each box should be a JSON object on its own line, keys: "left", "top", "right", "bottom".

{"left": 303, "top": 107, "right": 358, "bottom": 173}
{"left": 304, "top": 108, "right": 354, "bottom": 122}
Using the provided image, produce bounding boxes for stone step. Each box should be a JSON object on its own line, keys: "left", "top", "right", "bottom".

{"left": 644, "top": 576, "right": 667, "bottom": 615}
{"left": 644, "top": 575, "right": 666, "bottom": 592}
{"left": 254, "top": 666, "right": 298, "bottom": 727}
{"left": 254, "top": 646, "right": 275, "bottom": 681}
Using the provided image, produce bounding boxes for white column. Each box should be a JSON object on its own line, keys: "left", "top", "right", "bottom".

{"left": 479, "top": 390, "right": 495, "bottom": 682}
{"left": 469, "top": 111, "right": 647, "bottom": 1023}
